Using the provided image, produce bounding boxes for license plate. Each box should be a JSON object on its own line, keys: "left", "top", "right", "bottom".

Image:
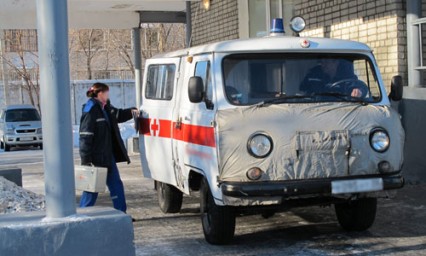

{"left": 331, "top": 178, "right": 383, "bottom": 194}
{"left": 20, "top": 137, "right": 34, "bottom": 141}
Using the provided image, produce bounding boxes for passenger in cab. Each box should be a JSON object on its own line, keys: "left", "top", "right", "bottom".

{"left": 226, "top": 86, "right": 243, "bottom": 104}
{"left": 300, "top": 58, "right": 366, "bottom": 98}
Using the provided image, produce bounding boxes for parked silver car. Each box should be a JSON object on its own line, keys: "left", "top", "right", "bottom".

{"left": 0, "top": 105, "right": 43, "bottom": 151}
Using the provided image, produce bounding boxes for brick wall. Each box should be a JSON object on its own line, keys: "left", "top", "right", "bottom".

{"left": 190, "top": 0, "right": 239, "bottom": 46}
{"left": 294, "top": 0, "right": 407, "bottom": 90}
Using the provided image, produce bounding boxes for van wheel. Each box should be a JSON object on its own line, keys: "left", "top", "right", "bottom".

{"left": 335, "top": 198, "right": 377, "bottom": 231}
{"left": 0, "top": 141, "right": 3, "bottom": 149}
{"left": 200, "top": 179, "right": 235, "bottom": 245}
{"left": 156, "top": 181, "right": 183, "bottom": 213}
{"left": 261, "top": 210, "right": 275, "bottom": 219}
{"left": 4, "top": 143, "right": 11, "bottom": 152}
{"left": 39, "top": 144, "right": 43, "bottom": 150}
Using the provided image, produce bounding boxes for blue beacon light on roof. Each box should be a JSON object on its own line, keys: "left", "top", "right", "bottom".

{"left": 270, "top": 18, "right": 285, "bottom": 36}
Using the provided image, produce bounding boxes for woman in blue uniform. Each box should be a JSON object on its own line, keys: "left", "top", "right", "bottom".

{"left": 79, "top": 82, "right": 138, "bottom": 213}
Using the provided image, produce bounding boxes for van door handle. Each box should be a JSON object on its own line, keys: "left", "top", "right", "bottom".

{"left": 175, "top": 117, "right": 182, "bottom": 129}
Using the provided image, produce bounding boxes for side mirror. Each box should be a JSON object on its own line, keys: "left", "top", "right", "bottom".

{"left": 389, "top": 75, "right": 403, "bottom": 101}
{"left": 188, "top": 76, "right": 204, "bottom": 103}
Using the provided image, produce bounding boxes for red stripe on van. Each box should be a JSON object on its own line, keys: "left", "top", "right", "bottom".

{"left": 138, "top": 118, "right": 172, "bottom": 138}
{"left": 138, "top": 118, "right": 216, "bottom": 148}
{"left": 173, "top": 122, "right": 216, "bottom": 148}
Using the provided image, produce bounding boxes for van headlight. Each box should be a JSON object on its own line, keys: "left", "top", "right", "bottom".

{"left": 36, "top": 128, "right": 42, "bottom": 134}
{"left": 370, "top": 129, "right": 390, "bottom": 153}
{"left": 247, "top": 133, "right": 273, "bottom": 158}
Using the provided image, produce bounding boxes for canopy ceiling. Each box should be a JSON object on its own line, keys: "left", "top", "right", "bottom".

{"left": 0, "top": 0, "right": 195, "bottom": 29}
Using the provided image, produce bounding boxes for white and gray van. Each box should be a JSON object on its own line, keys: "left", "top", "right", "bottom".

{"left": 138, "top": 18, "right": 405, "bottom": 244}
{"left": 0, "top": 105, "right": 43, "bottom": 151}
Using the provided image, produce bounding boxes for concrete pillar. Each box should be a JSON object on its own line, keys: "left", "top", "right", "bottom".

{"left": 186, "top": 1, "right": 192, "bottom": 48}
{"left": 406, "top": 0, "right": 422, "bottom": 87}
{"left": 36, "top": 0, "right": 76, "bottom": 218}
{"left": 0, "top": 30, "right": 10, "bottom": 107}
{"left": 133, "top": 27, "right": 142, "bottom": 108}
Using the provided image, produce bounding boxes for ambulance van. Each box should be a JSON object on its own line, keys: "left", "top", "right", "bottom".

{"left": 138, "top": 18, "right": 405, "bottom": 245}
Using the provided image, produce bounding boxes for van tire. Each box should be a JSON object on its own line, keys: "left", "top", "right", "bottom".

{"left": 39, "top": 144, "right": 43, "bottom": 150}
{"left": 156, "top": 181, "right": 183, "bottom": 213}
{"left": 0, "top": 141, "right": 3, "bottom": 149}
{"left": 335, "top": 198, "right": 377, "bottom": 231}
{"left": 200, "top": 179, "right": 235, "bottom": 245}
{"left": 261, "top": 210, "right": 275, "bottom": 219}
{"left": 4, "top": 143, "right": 11, "bottom": 152}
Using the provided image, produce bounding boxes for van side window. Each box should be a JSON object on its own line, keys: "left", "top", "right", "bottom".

{"left": 194, "top": 61, "right": 213, "bottom": 109}
{"left": 145, "top": 64, "right": 176, "bottom": 100}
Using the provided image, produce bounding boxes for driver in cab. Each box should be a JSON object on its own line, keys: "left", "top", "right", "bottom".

{"left": 300, "top": 58, "right": 365, "bottom": 98}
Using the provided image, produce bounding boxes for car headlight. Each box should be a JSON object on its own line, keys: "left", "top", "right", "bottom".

{"left": 36, "top": 128, "right": 42, "bottom": 134}
{"left": 370, "top": 129, "right": 390, "bottom": 153}
{"left": 6, "top": 128, "right": 14, "bottom": 135}
{"left": 247, "top": 133, "right": 273, "bottom": 158}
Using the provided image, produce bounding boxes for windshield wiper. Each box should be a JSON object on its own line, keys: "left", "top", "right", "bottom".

{"left": 311, "top": 92, "right": 370, "bottom": 105}
{"left": 255, "top": 92, "right": 370, "bottom": 107}
{"left": 257, "top": 95, "right": 314, "bottom": 107}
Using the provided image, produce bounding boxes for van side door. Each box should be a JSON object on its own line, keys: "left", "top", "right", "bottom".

{"left": 139, "top": 58, "right": 181, "bottom": 186}
{"left": 171, "top": 54, "right": 218, "bottom": 193}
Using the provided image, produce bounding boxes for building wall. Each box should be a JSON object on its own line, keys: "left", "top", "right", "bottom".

{"left": 294, "top": 0, "right": 407, "bottom": 90}
{"left": 190, "top": 0, "right": 239, "bottom": 46}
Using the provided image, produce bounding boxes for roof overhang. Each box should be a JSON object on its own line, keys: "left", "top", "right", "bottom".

{"left": 0, "top": 0, "right": 195, "bottom": 29}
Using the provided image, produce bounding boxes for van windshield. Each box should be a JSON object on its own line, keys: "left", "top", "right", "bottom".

{"left": 5, "top": 109, "right": 41, "bottom": 122}
{"left": 222, "top": 53, "right": 382, "bottom": 105}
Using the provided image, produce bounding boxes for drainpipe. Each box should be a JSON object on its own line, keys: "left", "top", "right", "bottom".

{"left": 406, "top": 0, "right": 422, "bottom": 87}
{"left": 132, "top": 27, "right": 142, "bottom": 108}
{"left": 186, "top": 1, "right": 192, "bottom": 48}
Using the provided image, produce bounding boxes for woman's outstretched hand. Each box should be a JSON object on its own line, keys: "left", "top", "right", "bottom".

{"left": 131, "top": 108, "right": 139, "bottom": 116}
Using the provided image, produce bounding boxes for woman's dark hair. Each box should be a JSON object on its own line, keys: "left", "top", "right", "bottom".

{"left": 86, "top": 82, "right": 109, "bottom": 98}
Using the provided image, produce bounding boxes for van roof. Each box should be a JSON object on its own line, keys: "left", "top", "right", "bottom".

{"left": 4, "top": 104, "right": 37, "bottom": 111}
{"left": 153, "top": 36, "right": 372, "bottom": 59}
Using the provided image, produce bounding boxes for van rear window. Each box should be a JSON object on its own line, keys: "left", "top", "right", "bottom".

{"left": 145, "top": 64, "right": 176, "bottom": 100}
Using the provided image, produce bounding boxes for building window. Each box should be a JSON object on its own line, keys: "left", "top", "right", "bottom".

{"left": 145, "top": 64, "right": 176, "bottom": 100}
{"left": 248, "top": 0, "right": 294, "bottom": 38}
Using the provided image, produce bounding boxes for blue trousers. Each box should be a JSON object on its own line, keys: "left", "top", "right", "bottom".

{"left": 79, "top": 159, "right": 127, "bottom": 213}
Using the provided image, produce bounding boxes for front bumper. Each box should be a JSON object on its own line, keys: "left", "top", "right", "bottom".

{"left": 221, "top": 174, "right": 404, "bottom": 198}
{"left": 4, "top": 134, "right": 43, "bottom": 145}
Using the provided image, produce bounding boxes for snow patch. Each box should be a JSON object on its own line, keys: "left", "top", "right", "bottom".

{"left": 0, "top": 177, "right": 45, "bottom": 214}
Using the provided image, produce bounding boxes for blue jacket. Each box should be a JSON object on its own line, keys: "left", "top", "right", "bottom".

{"left": 79, "top": 98, "right": 134, "bottom": 167}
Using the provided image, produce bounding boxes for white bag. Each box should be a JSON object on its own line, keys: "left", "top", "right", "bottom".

{"left": 75, "top": 165, "right": 108, "bottom": 193}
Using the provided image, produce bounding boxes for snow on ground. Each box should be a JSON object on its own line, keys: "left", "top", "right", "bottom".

{"left": 73, "top": 121, "right": 137, "bottom": 148}
{"left": 0, "top": 177, "right": 45, "bottom": 214}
